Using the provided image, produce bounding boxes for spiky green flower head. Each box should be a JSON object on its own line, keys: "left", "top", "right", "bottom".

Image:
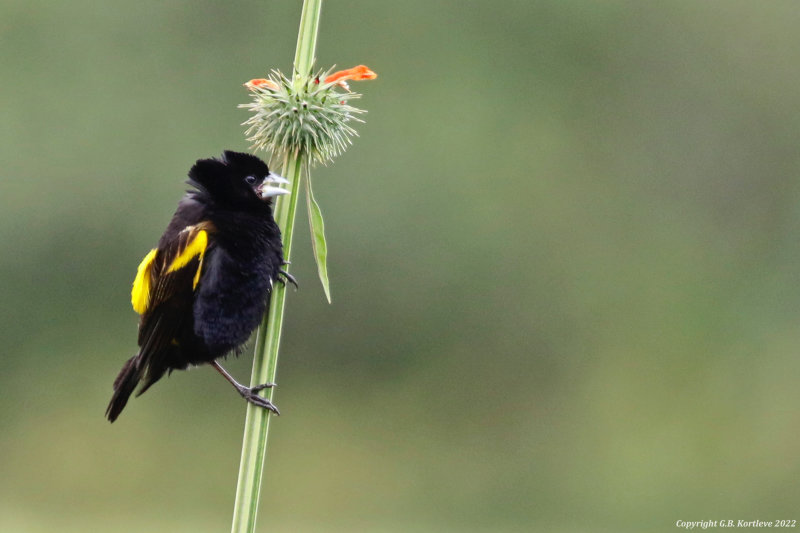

{"left": 240, "top": 65, "right": 377, "bottom": 166}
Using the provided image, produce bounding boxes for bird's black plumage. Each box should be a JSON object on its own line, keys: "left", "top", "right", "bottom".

{"left": 106, "top": 150, "right": 289, "bottom": 422}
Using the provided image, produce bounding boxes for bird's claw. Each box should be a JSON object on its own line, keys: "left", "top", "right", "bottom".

{"left": 250, "top": 382, "right": 276, "bottom": 392}
{"left": 278, "top": 269, "right": 298, "bottom": 289}
{"left": 240, "top": 388, "right": 280, "bottom": 415}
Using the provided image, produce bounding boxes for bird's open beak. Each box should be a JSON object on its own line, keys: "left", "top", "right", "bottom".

{"left": 258, "top": 172, "right": 291, "bottom": 199}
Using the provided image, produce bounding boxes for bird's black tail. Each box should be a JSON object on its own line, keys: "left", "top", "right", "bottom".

{"left": 106, "top": 356, "right": 140, "bottom": 422}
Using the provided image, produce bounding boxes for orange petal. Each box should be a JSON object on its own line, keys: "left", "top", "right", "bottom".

{"left": 324, "top": 65, "right": 378, "bottom": 85}
{"left": 244, "top": 78, "right": 279, "bottom": 91}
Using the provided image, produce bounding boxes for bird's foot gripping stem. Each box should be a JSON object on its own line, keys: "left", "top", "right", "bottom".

{"left": 278, "top": 269, "right": 298, "bottom": 289}
{"left": 238, "top": 383, "right": 280, "bottom": 415}
{"left": 211, "top": 361, "right": 280, "bottom": 415}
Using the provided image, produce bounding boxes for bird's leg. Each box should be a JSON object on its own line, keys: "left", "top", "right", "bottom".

{"left": 210, "top": 361, "right": 279, "bottom": 415}
{"left": 277, "top": 269, "right": 298, "bottom": 289}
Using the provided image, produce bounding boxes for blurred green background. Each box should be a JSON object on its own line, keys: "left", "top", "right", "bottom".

{"left": 2, "top": 1, "right": 800, "bottom": 531}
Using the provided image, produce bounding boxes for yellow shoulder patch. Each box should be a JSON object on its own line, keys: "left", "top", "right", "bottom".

{"left": 131, "top": 248, "right": 158, "bottom": 314}
{"left": 167, "top": 229, "right": 208, "bottom": 289}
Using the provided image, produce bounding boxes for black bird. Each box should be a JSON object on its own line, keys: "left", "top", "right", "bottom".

{"left": 106, "top": 150, "right": 295, "bottom": 422}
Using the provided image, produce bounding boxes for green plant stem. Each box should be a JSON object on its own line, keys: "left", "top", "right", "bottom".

{"left": 230, "top": 154, "right": 302, "bottom": 533}
{"left": 293, "top": 0, "right": 322, "bottom": 85}
{"left": 230, "top": 1, "right": 322, "bottom": 532}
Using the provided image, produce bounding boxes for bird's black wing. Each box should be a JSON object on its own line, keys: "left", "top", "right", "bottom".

{"left": 107, "top": 197, "right": 216, "bottom": 421}
{"left": 130, "top": 200, "right": 215, "bottom": 392}
{"left": 107, "top": 209, "right": 214, "bottom": 421}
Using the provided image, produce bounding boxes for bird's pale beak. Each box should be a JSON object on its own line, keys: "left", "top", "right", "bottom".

{"left": 258, "top": 172, "right": 291, "bottom": 199}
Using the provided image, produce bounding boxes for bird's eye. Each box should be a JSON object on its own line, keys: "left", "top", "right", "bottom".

{"left": 245, "top": 175, "right": 257, "bottom": 185}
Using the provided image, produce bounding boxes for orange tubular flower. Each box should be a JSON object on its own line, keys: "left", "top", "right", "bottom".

{"left": 324, "top": 65, "right": 377, "bottom": 90}
{"left": 244, "top": 78, "right": 279, "bottom": 91}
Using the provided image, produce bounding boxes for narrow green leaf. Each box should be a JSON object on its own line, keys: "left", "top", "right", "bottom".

{"left": 305, "top": 172, "right": 332, "bottom": 303}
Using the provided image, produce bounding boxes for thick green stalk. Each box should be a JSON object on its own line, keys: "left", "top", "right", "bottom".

{"left": 230, "top": 154, "right": 302, "bottom": 533}
{"left": 293, "top": 0, "right": 322, "bottom": 83}
{"left": 230, "top": 1, "right": 322, "bottom": 532}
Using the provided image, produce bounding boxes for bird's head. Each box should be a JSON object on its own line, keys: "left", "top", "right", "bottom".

{"left": 188, "top": 150, "right": 290, "bottom": 209}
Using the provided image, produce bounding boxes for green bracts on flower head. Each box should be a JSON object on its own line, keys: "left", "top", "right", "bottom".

{"left": 241, "top": 68, "right": 368, "bottom": 166}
